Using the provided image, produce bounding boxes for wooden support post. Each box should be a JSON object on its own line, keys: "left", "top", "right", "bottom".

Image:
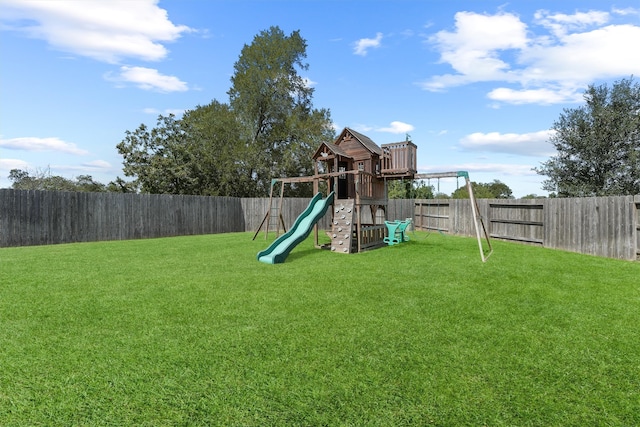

{"left": 466, "top": 177, "right": 493, "bottom": 262}
{"left": 252, "top": 211, "right": 269, "bottom": 240}
{"left": 253, "top": 179, "right": 277, "bottom": 240}
{"left": 356, "top": 204, "right": 362, "bottom": 253}
{"left": 253, "top": 179, "right": 288, "bottom": 240}
{"left": 276, "top": 180, "right": 285, "bottom": 236}
{"left": 313, "top": 177, "right": 320, "bottom": 248}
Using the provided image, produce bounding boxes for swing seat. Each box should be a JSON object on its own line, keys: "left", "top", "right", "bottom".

{"left": 398, "top": 218, "right": 412, "bottom": 241}
{"left": 385, "top": 219, "right": 412, "bottom": 245}
{"left": 384, "top": 221, "right": 402, "bottom": 245}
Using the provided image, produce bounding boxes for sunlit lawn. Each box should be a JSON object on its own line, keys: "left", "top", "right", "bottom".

{"left": 1, "top": 232, "right": 639, "bottom": 426}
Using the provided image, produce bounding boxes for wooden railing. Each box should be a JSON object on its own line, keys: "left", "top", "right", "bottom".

{"left": 354, "top": 171, "right": 385, "bottom": 201}
{"left": 359, "top": 224, "right": 386, "bottom": 250}
{"left": 381, "top": 141, "right": 417, "bottom": 174}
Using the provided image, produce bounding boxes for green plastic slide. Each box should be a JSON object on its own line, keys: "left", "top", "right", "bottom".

{"left": 257, "top": 191, "right": 335, "bottom": 264}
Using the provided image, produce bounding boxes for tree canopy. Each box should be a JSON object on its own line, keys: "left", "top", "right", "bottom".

{"left": 387, "top": 179, "right": 513, "bottom": 199}
{"left": 116, "top": 26, "right": 333, "bottom": 197}
{"left": 9, "top": 168, "right": 108, "bottom": 192}
{"left": 451, "top": 180, "right": 513, "bottom": 199}
{"left": 387, "top": 180, "right": 434, "bottom": 199}
{"left": 536, "top": 77, "right": 640, "bottom": 197}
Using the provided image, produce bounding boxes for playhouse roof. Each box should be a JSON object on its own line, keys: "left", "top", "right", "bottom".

{"left": 342, "top": 127, "right": 382, "bottom": 156}
{"left": 312, "top": 141, "right": 351, "bottom": 159}
{"left": 313, "top": 127, "right": 386, "bottom": 162}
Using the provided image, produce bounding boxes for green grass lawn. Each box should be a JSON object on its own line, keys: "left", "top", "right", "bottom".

{"left": 1, "top": 232, "right": 639, "bottom": 426}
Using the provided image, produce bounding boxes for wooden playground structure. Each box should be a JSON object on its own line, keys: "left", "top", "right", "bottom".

{"left": 254, "top": 127, "right": 492, "bottom": 262}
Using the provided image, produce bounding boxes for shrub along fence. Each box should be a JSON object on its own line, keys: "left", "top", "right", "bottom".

{"left": 1, "top": 189, "right": 639, "bottom": 260}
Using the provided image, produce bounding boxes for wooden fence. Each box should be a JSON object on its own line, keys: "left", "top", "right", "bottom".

{"left": 0, "top": 190, "right": 244, "bottom": 247}
{"left": 411, "top": 196, "right": 640, "bottom": 261}
{"left": 1, "top": 189, "right": 639, "bottom": 260}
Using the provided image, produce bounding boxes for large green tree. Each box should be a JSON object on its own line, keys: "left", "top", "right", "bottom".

{"left": 117, "top": 26, "right": 333, "bottom": 197}
{"left": 228, "top": 26, "right": 333, "bottom": 196}
{"left": 180, "top": 101, "right": 249, "bottom": 196}
{"left": 117, "top": 114, "right": 197, "bottom": 194}
{"left": 116, "top": 102, "right": 248, "bottom": 196}
{"left": 536, "top": 77, "right": 640, "bottom": 197}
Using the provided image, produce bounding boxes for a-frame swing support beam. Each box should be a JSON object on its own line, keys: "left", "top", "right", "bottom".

{"left": 414, "top": 171, "right": 493, "bottom": 262}
{"left": 252, "top": 179, "right": 287, "bottom": 240}
{"left": 252, "top": 175, "right": 328, "bottom": 242}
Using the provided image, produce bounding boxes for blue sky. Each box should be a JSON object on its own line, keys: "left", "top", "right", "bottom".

{"left": 1, "top": 0, "right": 639, "bottom": 196}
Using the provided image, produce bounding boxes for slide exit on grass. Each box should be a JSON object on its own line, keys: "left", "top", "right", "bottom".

{"left": 257, "top": 191, "right": 334, "bottom": 264}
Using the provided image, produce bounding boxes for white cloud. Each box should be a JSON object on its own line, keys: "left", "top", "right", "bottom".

{"left": 613, "top": 7, "right": 640, "bottom": 16}
{"left": 459, "top": 130, "right": 555, "bottom": 157}
{"left": 354, "top": 32, "right": 383, "bottom": 56}
{"left": 0, "top": 158, "right": 29, "bottom": 171}
{"left": 424, "top": 11, "right": 527, "bottom": 86}
{"left": 143, "top": 108, "right": 186, "bottom": 116}
{"left": 352, "top": 124, "right": 374, "bottom": 133}
{"left": 487, "top": 87, "right": 583, "bottom": 105}
{"left": 54, "top": 160, "right": 112, "bottom": 173}
{"left": 0, "top": 136, "right": 88, "bottom": 155}
{"left": 520, "top": 24, "right": 640, "bottom": 83}
{"left": 0, "top": 0, "right": 191, "bottom": 63}
{"left": 534, "top": 10, "right": 609, "bottom": 37}
{"left": 107, "top": 66, "right": 188, "bottom": 92}
{"left": 420, "top": 8, "right": 640, "bottom": 105}
{"left": 302, "top": 77, "right": 317, "bottom": 88}
{"left": 83, "top": 160, "right": 111, "bottom": 170}
{"left": 377, "top": 121, "right": 415, "bottom": 134}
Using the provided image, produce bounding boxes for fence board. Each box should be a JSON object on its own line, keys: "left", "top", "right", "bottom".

{"left": 542, "top": 196, "right": 637, "bottom": 260}
{"left": 488, "top": 200, "right": 544, "bottom": 245}
{"left": 413, "top": 199, "right": 452, "bottom": 233}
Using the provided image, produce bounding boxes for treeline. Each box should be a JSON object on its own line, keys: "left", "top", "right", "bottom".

{"left": 7, "top": 170, "right": 528, "bottom": 200}
{"left": 387, "top": 179, "right": 518, "bottom": 199}
{"left": 7, "top": 168, "right": 133, "bottom": 193}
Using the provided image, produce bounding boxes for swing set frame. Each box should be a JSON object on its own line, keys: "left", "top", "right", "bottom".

{"left": 413, "top": 171, "right": 493, "bottom": 262}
